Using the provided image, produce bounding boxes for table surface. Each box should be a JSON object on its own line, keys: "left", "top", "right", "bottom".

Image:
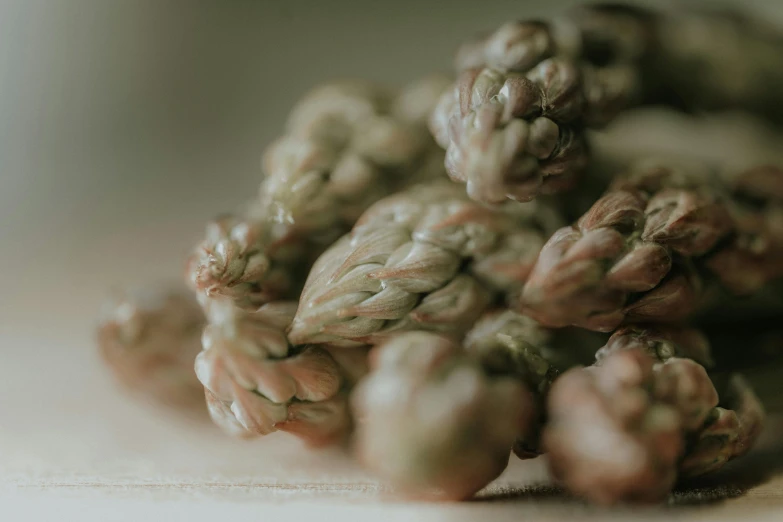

{"left": 2, "top": 277, "right": 783, "bottom": 522}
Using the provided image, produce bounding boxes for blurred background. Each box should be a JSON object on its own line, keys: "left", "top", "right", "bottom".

{"left": 2, "top": 0, "right": 783, "bottom": 504}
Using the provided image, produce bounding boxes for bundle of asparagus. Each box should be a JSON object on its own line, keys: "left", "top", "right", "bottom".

{"left": 98, "top": 287, "right": 206, "bottom": 412}
{"left": 432, "top": 3, "right": 783, "bottom": 204}
{"left": 98, "top": 2, "right": 783, "bottom": 506}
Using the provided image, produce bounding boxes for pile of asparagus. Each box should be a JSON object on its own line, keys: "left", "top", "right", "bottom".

{"left": 98, "top": 3, "right": 783, "bottom": 504}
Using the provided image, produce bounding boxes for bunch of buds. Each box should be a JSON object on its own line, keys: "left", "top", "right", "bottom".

{"left": 99, "top": 2, "right": 783, "bottom": 506}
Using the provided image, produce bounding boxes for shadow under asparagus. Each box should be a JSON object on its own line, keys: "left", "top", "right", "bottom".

{"left": 470, "top": 415, "right": 783, "bottom": 507}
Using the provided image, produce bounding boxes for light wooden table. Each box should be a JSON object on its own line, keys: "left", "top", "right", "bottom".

{"left": 2, "top": 272, "right": 782, "bottom": 522}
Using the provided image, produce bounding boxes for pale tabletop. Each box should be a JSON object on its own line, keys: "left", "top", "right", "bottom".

{"left": 2, "top": 271, "right": 783, "bottom": 522}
